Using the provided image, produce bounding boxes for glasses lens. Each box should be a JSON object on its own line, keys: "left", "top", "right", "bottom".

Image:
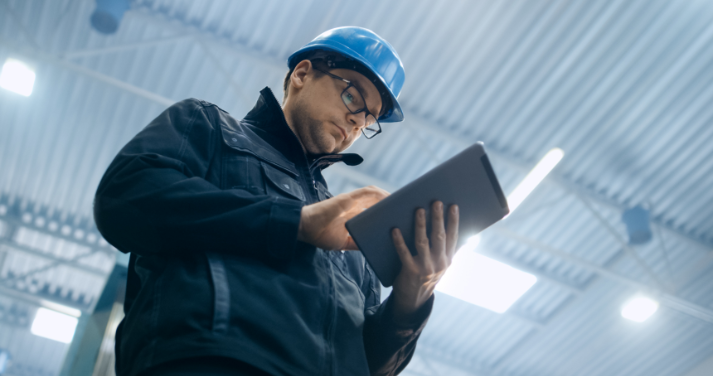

{"left": 341, "top": 86, "right": 365, "bottom": 113}
{"left": 363, "top": 118, "right": 380, "bottom": 139}
{"left": 363, "top": 127, "right": 377, "bottom": 139}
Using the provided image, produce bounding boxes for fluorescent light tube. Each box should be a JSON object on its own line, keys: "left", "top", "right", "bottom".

{"left": 436, "top": 247, "right": 537, "bottom": 313}
{"left": 0, "top": 58, "right": 36, "bottom": 97}
{"left": 507, "top": 148, "right": 564, "bottom": 213}
{"left": 621, "top": 296, "right": 659, "bottom": 322}
{"left": 31, "top": 308, "right": 79, "bottom": 343}
{"left": 40, "top": 299, "right": 82, "bottom": 317}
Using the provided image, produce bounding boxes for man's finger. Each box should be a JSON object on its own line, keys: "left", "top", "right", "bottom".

{"left": 446, "top": 204, "right": 460, "bottom": 258}
{"left": 431, "top": 201, "right": 446, "bottom": 255}
{"left": 414, "top": 208, "right": 430, "bottom": 259}
{"left": 392, "top": 228, "right": 415, "bottom": 269}
{"left": 348, "top": 185, "right": 390, "bottom": 202}
{"left": 332, "top": 186, "right": 390, "bottom": 220}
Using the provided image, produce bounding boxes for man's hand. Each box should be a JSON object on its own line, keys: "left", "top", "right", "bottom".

{"left": 390, "top": 201, "right": 459, "bottom": 320}
{"left": 298, "top": 185, "right": 389, "bottom": 251}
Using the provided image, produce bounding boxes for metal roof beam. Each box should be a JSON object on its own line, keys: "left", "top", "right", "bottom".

{"left": 0, "top": 36, "right": 175, "bottom": 107}
{"left": 129, "top": 7, "right": 285, "bottom": 72}
{"left": 493, "top": 226, "right": 713, "bottom": 324}
{"left": 404, "top": 115, "right": 712, "bottom": 252}
{"left": 414, "top": 344, "right": 496, "bottom": 376}
{"left": 61, "top": 35, "right": 192, "bottom": 59}
{"left": 0, "top": 239, "right": 107, "bottom": 278}
{"left": 0, "top": 198, "right": 115, "bottom": 258}
{"left": 576, "top": 193, "right": 672, "bottom": 292}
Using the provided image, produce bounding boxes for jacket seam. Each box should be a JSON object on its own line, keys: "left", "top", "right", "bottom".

{"left": 221, "top": 127, "right": 300, "bottom": 176}
{"left": 328, "top": 256, "right": 366, "bottom": 301}
{"left": 147, "top": 266, "right": 165, "bottom": 367}
{"left": 176, "top": 102, "right": 204, "bottom": 162}
{"left": 206, "top": 252, "right": 230, "bottom": 335}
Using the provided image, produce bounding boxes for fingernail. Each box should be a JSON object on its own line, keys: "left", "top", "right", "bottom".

{"left": 453, "top": 205, "right": 459, "bottom": 214}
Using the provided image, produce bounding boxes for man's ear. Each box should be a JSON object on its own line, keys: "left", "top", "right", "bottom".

{"left": 290, "top": 60, "right": 313, "bottom": 90}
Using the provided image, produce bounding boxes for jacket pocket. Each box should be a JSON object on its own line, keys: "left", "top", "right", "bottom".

{"left": 222, "top": 154, "right": 265, "bottom": 194}
{"left": 262, "top": 161, "right": 305, "bottom": 201}
{"left": 220, "top": 125, "right": 302, "bottom": 198}
{"left": 327, "top": 251, "right": 366, "bottom": 298}
{"left": 206, "top": 252, "right": 230, "bottom": 335}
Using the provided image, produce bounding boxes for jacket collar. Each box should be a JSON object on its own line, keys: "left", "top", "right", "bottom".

{"left": 244, "top": 87, "right": 364, "bottom": 173}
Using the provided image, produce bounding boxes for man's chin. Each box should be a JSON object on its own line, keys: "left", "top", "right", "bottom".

{"left": 306, "top": 139, "right": 339, "bottom": 155}
{"left": 321, "top": 136, "right": 342, "bottom": 153}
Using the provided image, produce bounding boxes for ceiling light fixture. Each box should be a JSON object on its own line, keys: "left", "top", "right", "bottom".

{"left": 31, "top": 308, "right": 79, "bottom": 343}
{"left": 507, "top": 148, "right": 564, "bottom": 214}
{"left": 436, "top": 239, "right": 537, "bottom": 313}
{"left": 621, "top": 296, "right": 659, "bottom": 322}
{"left": 0, "top": 58, "right": 36, "bottom": 97}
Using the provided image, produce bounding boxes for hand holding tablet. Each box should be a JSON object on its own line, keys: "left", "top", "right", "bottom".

{"left": 346, "top": 142, "right": 509, "bottom": 287}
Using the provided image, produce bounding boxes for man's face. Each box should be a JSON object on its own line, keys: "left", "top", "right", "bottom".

{"left": 285, "top": 61, "right": 383, "bottom": 155}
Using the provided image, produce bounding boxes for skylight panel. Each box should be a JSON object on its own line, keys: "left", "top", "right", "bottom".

{"left": 31, "top": 307, "right": 79, "bottom": 343}
{"left": 436, "top": 239, "right": 537, "bottom": 313}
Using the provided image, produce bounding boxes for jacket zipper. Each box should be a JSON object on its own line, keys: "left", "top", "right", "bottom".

{"left": 308, "top": 162, "right": 336, "bottom": 375}
{"left": 324, "top": 256, "right": 337, "bottom": 376}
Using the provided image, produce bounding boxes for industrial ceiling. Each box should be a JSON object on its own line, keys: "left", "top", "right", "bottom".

{"left": 1, "top": 0, "right": 712, "bottom": 375}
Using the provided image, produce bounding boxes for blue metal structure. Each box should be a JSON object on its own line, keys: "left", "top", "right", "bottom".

{"left": 622, "top": 205, "right": 653, "bottom": 245}
{"left": 90, "top": 0, "right": 131, "bottom": 35}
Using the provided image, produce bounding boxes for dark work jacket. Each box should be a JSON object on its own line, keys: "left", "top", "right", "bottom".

{"left": 94, "top": 88, "right": 434, "bottom": 376}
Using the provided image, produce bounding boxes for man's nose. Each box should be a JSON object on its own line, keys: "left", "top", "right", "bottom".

{"left": 347, "top": 111, "right": 368, "bottom": 129}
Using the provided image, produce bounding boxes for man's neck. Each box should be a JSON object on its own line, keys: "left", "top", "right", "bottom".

{"left": 281, "top": 102, "right": 308, "bottom": 155}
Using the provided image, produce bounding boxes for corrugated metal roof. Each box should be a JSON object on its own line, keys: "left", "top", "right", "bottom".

{"left": 1, "top": 0, "right": 712, "bottom": 375}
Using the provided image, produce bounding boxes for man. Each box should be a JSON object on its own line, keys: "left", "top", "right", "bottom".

{"left": 94, "top": 27, "right": 460, "bottom": 376}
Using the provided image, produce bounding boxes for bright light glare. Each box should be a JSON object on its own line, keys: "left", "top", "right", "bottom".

{"left": 436, "top": 249, "right": 537, "bottom": 313}
{"left": 461, "top": 235, "right": 481, "bottom": 251}
{"left": 507, "top": 148, "right": 564, "bottom": 213}
{"left": 31, "top": 308, "right": 78, "bottom": 343}
{"left": 621, "top": 296, "right": 659, "bottom": 322}
{"left": 40, "top": 299, "right": 81, "bottom": 317}
{"left": 0, "top": 58, "right": 36, "bottom": 96}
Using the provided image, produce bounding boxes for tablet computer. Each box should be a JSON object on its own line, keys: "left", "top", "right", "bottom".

{"left": 345, "top": 142, "right": 509, "bottom": 287}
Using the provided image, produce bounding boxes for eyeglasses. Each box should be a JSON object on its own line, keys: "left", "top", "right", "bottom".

{"left": 314, "top": 68, "right": 382, "bottom": 139}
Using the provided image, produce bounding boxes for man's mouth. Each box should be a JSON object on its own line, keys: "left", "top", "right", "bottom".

{"left": 332, "top": 123, "right": 347, "bottom": 141}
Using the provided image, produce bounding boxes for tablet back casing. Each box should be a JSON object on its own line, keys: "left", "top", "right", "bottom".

{"left": 345, "top": 142, "right": 509, "bottom": 287}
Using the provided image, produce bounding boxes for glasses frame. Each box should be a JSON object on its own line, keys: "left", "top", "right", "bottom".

{"left": 313, "top": 67, "right": 383, "bottom": 139}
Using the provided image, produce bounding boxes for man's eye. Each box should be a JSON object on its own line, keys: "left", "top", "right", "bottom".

{"left": 343, "top": 92, "right": 354, "bottom": 104}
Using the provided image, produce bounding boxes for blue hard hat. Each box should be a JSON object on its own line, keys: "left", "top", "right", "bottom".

{"left": 288, "top": 27, "right": 405, "bottom": 123}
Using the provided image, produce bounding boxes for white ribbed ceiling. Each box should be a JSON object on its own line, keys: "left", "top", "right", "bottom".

{"left": 1, "top": 0, "right": 712, "bottom": 375}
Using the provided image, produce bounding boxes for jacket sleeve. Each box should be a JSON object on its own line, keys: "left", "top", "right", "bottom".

{"left": 93, "top": 99, "right": 304, "bottom": 260}
{"left": 362, "top": 265, "right": 434, "bottom": 376}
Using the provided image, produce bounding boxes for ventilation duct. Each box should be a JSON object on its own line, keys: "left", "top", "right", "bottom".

{"left": 622, "top": 205, "right": 652, "bottom": 245}
{"left": 90, "top": 0, "right": 130, "bottom": 34}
